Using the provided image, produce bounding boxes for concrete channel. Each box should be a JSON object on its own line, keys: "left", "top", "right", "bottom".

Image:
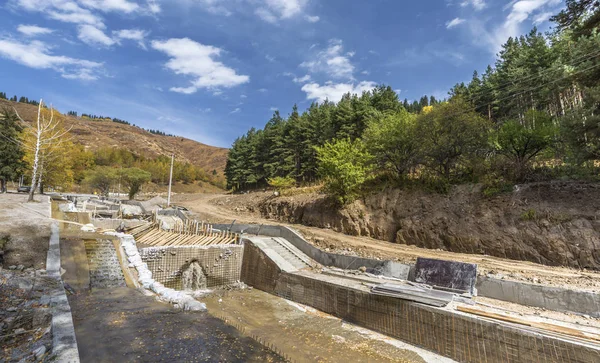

{"left": 49, "top": 197, "right": 600, "bottom": 362}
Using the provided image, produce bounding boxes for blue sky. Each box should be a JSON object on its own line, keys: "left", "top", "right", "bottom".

{"left": 0, "top": 0, "right": 564, "bottom": 148}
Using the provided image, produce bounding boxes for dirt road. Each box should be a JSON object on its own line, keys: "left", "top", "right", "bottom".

{"left": 173, "top": 193, "right": 600, "bottom": 292}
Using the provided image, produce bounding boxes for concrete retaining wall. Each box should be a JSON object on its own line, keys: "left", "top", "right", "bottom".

{"left": 240, "top": 240, "right": 600, "bottom": 363}
{"left": 47, "top": 222, "right": 80, "bottom": 363}
{"left": 140, "top": 245, "right": 243, "bottom": 290}
{"left": 477, "top": 276, "right": 600, "bottom": 318}
{"left": 213, "top": 223, "right": 411, "bottom": 279}
{"left": 218, "top": 223, "right": 600, "bottom": 317}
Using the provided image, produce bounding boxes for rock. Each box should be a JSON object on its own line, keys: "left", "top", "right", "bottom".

{"left": 7, "top": 307, "right": 17, "bottom": 312}
{"left": 33, "top": 345, "right": 46, "bottom": 360}
{"left": 358, "top": 266, "right": 367, "bottom": 273}
{"left": 9, "top": 265, "right": 17, "bottom": 270}
{"left": 17, "top": 264, "right": 24, "bottom": 271}
{"left": 33, "top": 308, "right": 52, "bottom": 327}
{"left": 14, "top": 328, "right": 26, "bottom": 334}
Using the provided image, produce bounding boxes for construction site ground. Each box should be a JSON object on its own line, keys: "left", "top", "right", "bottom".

{"left": 173, "top": 193, "right": 600, "bottom": 293}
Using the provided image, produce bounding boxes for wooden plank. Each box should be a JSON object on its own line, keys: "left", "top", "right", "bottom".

{"left": 457, "top": 306, "right": 600, "bottom": 342}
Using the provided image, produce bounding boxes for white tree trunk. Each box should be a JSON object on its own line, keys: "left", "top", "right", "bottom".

{"left": 28, "top": 104, "right": 43, "bottom": 202}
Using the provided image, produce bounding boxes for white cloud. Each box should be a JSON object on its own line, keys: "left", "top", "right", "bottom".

{"left": 113, "top": 28, "right": 148, "bottom": 48}
{"left": 301, "top": 39, "right": 355, "bottom": 79}
{"left": 14, "top": 0, "right": 150, "bottom": 28}
{"left": 151, "top": 37, "right": 249, "bottom": 94}
{"left": 532, "top": 11, "right": 553, "bottom": 25}
{"left": 258, "top": 88, "right": 268, "bottom": 92}
{"left": 16, "top": 0, "right": 103, "bottom": 27}
{"left": 461, "top": 0, "right": 486, "bottom": 10}
{"left": 0, "top": 38, "right": 102, "bottom": 80}
{"left": 147, "top": 0, "right": 161, "bottom": 13}
{"left": 198, "top": 0, "right": 232, "bottom": 16}
{"left": 265, "top": 54, "right": 276, "bottom": 62}
{"left": 301, "top": 81, "right": 376, "bottom": 102}
{"left": 469, "top": 0, "right": 561, "bottom": 54}
{"left": 240, "top": 94, "right": 247, "bottom": 98}
{"left": 230, "top": 107, "right": 241, "bottom": 114}
{"left": 17, "top": 24, "right": 54, "bottom": 36}
{"left": 255, "top": 0, "right": 311, "bottom": 23}
{"left": 270, "top": 106, "right": 278, "bottom": 111}
{"left": 292, "top": 74, "right": 311, "bottom": 83}
{"left": 446, "top": 17, "right": 465, "bottom": 29}
{"left": 79, "top": 0, "right": 140, "bottom": 13}
{"left": 255, "top": 7, "right": 279, "bottom": 23}
{"left": 78, "top": 25, "right": 116, "bottom": 47}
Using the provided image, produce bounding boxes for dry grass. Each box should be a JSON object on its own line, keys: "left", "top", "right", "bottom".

{"left": 2, "top": 99, "right": 229, "bottom": 180}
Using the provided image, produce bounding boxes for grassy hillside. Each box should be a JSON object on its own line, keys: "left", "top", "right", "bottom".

{"left": 1, "top": 99, "right": 229, "bottom": 179}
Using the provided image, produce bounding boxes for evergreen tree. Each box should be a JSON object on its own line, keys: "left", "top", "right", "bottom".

{"left": 0, "top": 108, "right": 26, "bottom": 192}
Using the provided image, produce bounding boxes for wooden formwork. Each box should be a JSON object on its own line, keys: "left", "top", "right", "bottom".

{"left": 128, "top": 217, "right": 240, "bottom": 247}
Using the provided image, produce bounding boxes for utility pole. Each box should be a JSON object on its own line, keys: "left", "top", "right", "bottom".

{"left": 167, "top": 153, "right": 174, "bottom": 207}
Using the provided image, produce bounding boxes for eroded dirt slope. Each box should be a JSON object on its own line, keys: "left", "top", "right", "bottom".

{"left": 236, "top": 182, "right": 600, "bottom": 270}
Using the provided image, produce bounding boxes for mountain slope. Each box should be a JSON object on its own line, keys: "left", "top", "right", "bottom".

{"left": 1, "top": 99, "right": 229, "bottom": 175}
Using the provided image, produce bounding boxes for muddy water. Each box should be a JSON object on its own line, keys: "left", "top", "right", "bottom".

{"left": 204, "top": 289, "right": 446, "bottom": 363}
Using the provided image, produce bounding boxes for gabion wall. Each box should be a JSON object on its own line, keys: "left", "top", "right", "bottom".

{"left": 140, "top": 245, "right": 243, "bottom": 289}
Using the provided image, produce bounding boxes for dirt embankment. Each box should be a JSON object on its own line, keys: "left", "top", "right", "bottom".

{"left": 214, "top": 182, "right": 600, "bottom": 270}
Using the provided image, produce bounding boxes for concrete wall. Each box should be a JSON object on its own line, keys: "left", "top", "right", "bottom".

{"left": 213, "top": 223, "right": 411, "bottom": 279}
{"left": 139, "top": 245, "right": 243, "bottom": 290}
{"left": 477, "top": 276, "right": 600, "bottom": 318}
{"left": 240, "top": 239, "right": 600, "bottom": 363}
{"left": 218, "top": 223, "right": 600, "bottom": 317}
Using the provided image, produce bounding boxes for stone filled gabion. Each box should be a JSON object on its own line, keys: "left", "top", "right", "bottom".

{"left": 105, "top": 232, "right": 207, "bottom": 311}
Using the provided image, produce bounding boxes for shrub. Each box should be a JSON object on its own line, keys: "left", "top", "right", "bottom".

{"left": 267, "top": 176, "right": 296, "bottom": 191}
{"left": 316, "top": 138, "right": 374, "bottom": 205}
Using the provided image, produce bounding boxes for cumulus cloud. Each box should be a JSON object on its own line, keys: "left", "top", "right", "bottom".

{"left": 301, "top": 81, "right": 376, "bottom": 102}
{"left": 0, "top": 38, "right": 102, "bottom": 80}
{"left": 151, "top": 37, "right": 249, "bottom": 94}
{"left": 78, "top": 25, "right": 116, "bottom": 47}
{"left": 113, "top": 28, "right": 149, "bottom": 48}
{"left": 305, "top": 15, "right": 319, "bottom": 22}
{"left": 446, "top": 17, "right": 465, "bottom": 29}
{"left": 17, "top": 24, "right": 54, "bottom": 36}
{"left": 301, "top": 39, "right": 355, "bottom": 79}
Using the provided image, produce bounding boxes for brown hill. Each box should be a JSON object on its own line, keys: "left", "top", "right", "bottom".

{"left": 1, "top": 99, "right": 229, "bottom": 176}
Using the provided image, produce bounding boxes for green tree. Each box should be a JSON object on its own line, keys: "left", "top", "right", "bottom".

{"left": 0, "top": 108, "right": 26, "bottom": 192}
{"left": 120, "top": 167, "right": 151, "bottom": 200}
{"left": 83, "top": 166, "right": 118, "bottom": 196}
{"left": 363, "top": 109, "right": 420, "bottom": 179}
{"left": 316, "top": 138, "right": 373, "bottom": 204}
{"left": 416, "top": 98, "right": 491, "bottom": 180}
{"left": 495, "top": 110, "right": 556, "bottom": 181}
{"left": 551, "top": 0, "right": 600, "bottom": 38}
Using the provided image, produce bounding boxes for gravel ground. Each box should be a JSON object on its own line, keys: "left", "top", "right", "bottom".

{"left": 0, "top": 193, "right": 56, "bottom": 362}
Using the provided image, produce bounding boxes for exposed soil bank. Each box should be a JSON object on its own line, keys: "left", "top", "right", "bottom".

{"left": 215, "top": 182, "right": 600, "bottom": 270}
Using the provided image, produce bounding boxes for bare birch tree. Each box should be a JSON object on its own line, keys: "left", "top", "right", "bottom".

{"left": 15, "top": 100, "right": 71, "bottom": 202}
